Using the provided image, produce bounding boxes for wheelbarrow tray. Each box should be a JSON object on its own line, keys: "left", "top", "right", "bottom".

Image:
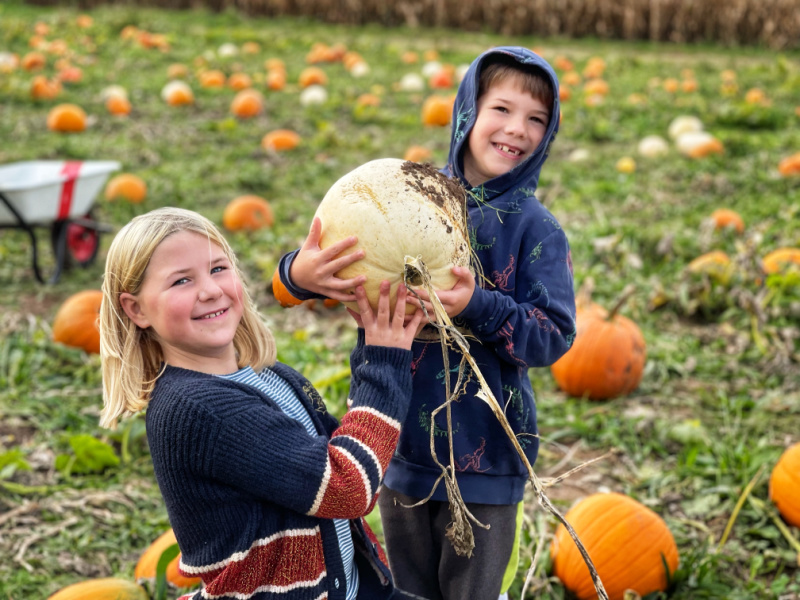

{"left": 0, "top": 160, "right": 120, "bottom": 226}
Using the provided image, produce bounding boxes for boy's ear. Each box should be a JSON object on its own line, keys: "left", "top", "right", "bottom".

{"left": 119, "top": 293, "right": 151, "bottom": 329}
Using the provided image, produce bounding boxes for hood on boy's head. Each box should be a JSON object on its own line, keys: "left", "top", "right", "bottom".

{"left": 445, "top": 46, "right": 560, "bottom": 199}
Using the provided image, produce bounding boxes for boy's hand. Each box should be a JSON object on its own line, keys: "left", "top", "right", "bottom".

{"left": 411, "top": 266, "right": 475, "bottom": 320}
{"left": 290, "top": 217, "right": 367, "bottom": 302}
{"left": 355, "top": 281, "right": 424, "bottom": 350}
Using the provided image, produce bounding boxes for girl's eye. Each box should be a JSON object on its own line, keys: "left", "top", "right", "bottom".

{"left": 211, "top": 265, "right": 227, "bottom": 275}
{"left": 172, "top": 277, "right": 189, "bottom": 286}
{"left": 493, "top": 106, "right": 508, "bottom": 113}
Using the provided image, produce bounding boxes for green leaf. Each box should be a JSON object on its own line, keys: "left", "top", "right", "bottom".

{"left": 0, "top": 449, "right": 31, "bottom": 478}
{"left": 154, "top": 542, "right": 181, "bottom": 600}
{"left": 57, "top": 434, "right": 120, "bottom": 475}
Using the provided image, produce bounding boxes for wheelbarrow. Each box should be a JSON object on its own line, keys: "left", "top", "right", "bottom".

{"left": 0, "top": 160, "right": 119, "bottom": 283}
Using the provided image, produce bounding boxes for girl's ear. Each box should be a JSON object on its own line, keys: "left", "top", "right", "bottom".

{"left": 119, "top": 293, "right": 151, "bottom": 329}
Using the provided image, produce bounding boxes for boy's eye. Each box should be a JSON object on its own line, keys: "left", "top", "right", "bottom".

{"left": 493, "top": 105, "right": 508, "bottom": 113}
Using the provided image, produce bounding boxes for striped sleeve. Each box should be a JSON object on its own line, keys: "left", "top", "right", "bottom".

{"left": 308, "top": 406, "right": 403, "bottom": 519}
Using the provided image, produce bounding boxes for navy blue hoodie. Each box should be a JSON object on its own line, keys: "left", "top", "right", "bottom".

{"left": 280, "top": 46, "right": 576, "bottom": 505}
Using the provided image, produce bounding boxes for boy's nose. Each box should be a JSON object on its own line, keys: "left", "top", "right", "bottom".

{"left": 505, "top": 117, "right": 527, "bottom": 138}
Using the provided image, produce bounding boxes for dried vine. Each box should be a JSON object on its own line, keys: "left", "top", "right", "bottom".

{"left": 403, "top": 254, "right": 610, "bottom": 599}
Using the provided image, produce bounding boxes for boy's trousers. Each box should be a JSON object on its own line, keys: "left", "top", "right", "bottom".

{"left": 377, "top": 487, "right": 519, "bottom": 600}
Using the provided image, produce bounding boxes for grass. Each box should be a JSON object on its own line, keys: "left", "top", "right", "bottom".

{"left": 0, "top": 1, "right": 799, "bottom": 598}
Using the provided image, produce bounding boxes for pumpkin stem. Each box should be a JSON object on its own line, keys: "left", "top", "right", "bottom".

{"left": 608, "top": 284, "right": 637, "bottom": 320}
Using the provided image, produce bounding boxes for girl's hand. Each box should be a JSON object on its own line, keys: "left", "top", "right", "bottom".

{"left": 356, "top": 281, "right": 424, "bottom": 350}
{"left": 289, "top": 217, "right": 367, "bottom": 302}
{"left": 411, "top": 266, "right": 475, "bottom": 320}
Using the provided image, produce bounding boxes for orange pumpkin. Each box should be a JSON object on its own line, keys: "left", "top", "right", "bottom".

{"left": 222, "top": 195, "right": 274, "bottom": 231}
{"left": 30, "top": 75, "right": 62, "bottom": 100}
{"left": 52, "top": 290, "right": 103, "bottom": 354}
{"left": 428, "top": 66, "right": 454, "bottom": 89}
{"left": 563, "top": 71, "right": 582, "bottom": 86}
{"left": 57, "top": 66, "right": 83, "bottom": 83}
{"left": 199, "top": 69, "right": 226, "bottom": 88}
{"left": 778, "top": 152, "right": 800, "bottom": 176}
{"left": 709, "top": 208, "right": 744, "bottom": 234}
{"left": 762, "top": 247, "right": 800, "bottom": 275}
{"left": 264, "top": 58, "right": 285, "bottom": 72}
{"left": 228, "top": 72, "right": 252, "bottom": 90}
{"left": 662, "top": 77, "right": 679, "bottom": 93}
{"left": 47, "top": 103, "right": 87, "bottom": 133}
{"left": 161, "top": 81, "right": 194, "bottom": 106}
{"left": 242, "top": 41, "right": 261, "bottom": 54}
{"left": 551, "top": 493, "right": 679, "bottom": 600}
{"left": 76, "top": 14, "right": 93, "bottom": 28}
{"left": 744, "top": 87, "right": 767, "bottom": 105}
{"left": 299, "top": 66, "right": 328, "bottom": 88}
{"left": 272, "top": 268, "right": 303, "bottom": 307}
{"left": 266, "top": 69, "right": 287, "bottom": 91}
{"left": 47, "top": 577, "right": 148, "bottom": 600}
{"left": 421, "top": 94, "right": 454, "bottom": 127}
{"left": 687, "top": 250, "right": 731, "bottom": 275}
{"left": 342, "top": 51, "right": 364, "bottom": 71}
{"left": 21, "top": 51, "right": 46, "bottom": 71}
{"left": 262, "top": 129, "right": 301, "bottom": 152}
{"left": 554, "top": 56, "right": 574, "bottom": 71}
{"left": 167, "top": 63, "right": 189, "bottom": 79}
{"left": 403, "top": 145, "right": 433, "bottom": 163}
{"left": 134, "top": 528, "right": 202, "bottom": 590}
{"left": 550, "top": 297, "right": 646, "bottom": 400}
{"left": 356, "top": 93, "right": 381, "bottom": 108}
{"left": 583, "top": 79, "right": 609, "bottom": 96}
{"left": 230, "top": 89, "right": 264, "bottom": 118}
{"left": 769, "top": 442, "right": 800, "bottom": 528}
{"left": 106, "top": 94, "right": 132, "bottom": 116}
{"left": 104, "top": 174, "right": 147, "bottom": 204}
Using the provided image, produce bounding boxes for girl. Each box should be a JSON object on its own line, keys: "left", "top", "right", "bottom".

{"left": 99, "top": 207, "right": 423, "bottom": 600}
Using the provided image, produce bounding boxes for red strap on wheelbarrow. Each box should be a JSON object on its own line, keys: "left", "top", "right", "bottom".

{"left": 57, "top": 161, "right": 82, "bottom": 220}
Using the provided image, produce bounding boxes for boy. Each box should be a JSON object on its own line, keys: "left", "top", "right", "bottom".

{"left": 278, "top": 47, "right": 576, "bottom": 600}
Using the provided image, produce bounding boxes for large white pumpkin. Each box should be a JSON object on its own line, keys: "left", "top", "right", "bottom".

{"left": 315, "top": 158, "right": 471, "bottom": 313}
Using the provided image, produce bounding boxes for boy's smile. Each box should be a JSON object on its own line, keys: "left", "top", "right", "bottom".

{"left": 463, "top": 78, "right": 550, "bottom": 187}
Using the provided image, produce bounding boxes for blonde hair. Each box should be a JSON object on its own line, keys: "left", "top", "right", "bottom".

{"left": 99, "top": 207, "right": 276, "bottom": 429}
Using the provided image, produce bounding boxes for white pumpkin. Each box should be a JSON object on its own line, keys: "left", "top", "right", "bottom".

{"left": 300, "top": 84, "right": 328, "bottom": 106}
{"left": 637, "top": 135, "right": 669, "bottom": 158}
{"left": 349, "top": 61, "right": 370, "bottom": 77}
{"left": 399, "top": 73, "right": 425, "bottom": 92}
{"left": 100, "top": 84, "right": 128, "bottom": 102}
{"left": 314, "top": 158, "right": 471, "bottom": 313}
{"left": 667, "top": 115, "right": 703, "bottom": 140}
{"left": 675, "top": 131, "right": 721, "bottom": 157}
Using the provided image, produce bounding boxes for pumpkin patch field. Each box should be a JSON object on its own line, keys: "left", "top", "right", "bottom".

{"left": 1, "top": 1, "right": 800, "bottom": 598}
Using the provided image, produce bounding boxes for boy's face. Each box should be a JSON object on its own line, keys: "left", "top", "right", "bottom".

{"left": 462, "top": 78, "right": 550, "bottom": 187}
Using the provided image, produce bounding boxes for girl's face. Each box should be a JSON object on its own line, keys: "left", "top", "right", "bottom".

{"left": 120, "top": 231, "right": 244, "bottom": 374}
{"left": 462, "top": 77, "right": 550, "bottom": 187}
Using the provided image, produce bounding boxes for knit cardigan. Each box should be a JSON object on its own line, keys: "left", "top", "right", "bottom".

{"left": 145, "top": 344, "right": 412, "bottom": 600}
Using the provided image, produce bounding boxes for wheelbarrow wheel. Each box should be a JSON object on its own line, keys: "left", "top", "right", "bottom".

{"left": 51, "top": 212, "right": 101, "bottom": 269}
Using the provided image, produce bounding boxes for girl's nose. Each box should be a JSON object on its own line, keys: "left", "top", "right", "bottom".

{"left": 197, "top": 276, "right": 223, "bottom": 301}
